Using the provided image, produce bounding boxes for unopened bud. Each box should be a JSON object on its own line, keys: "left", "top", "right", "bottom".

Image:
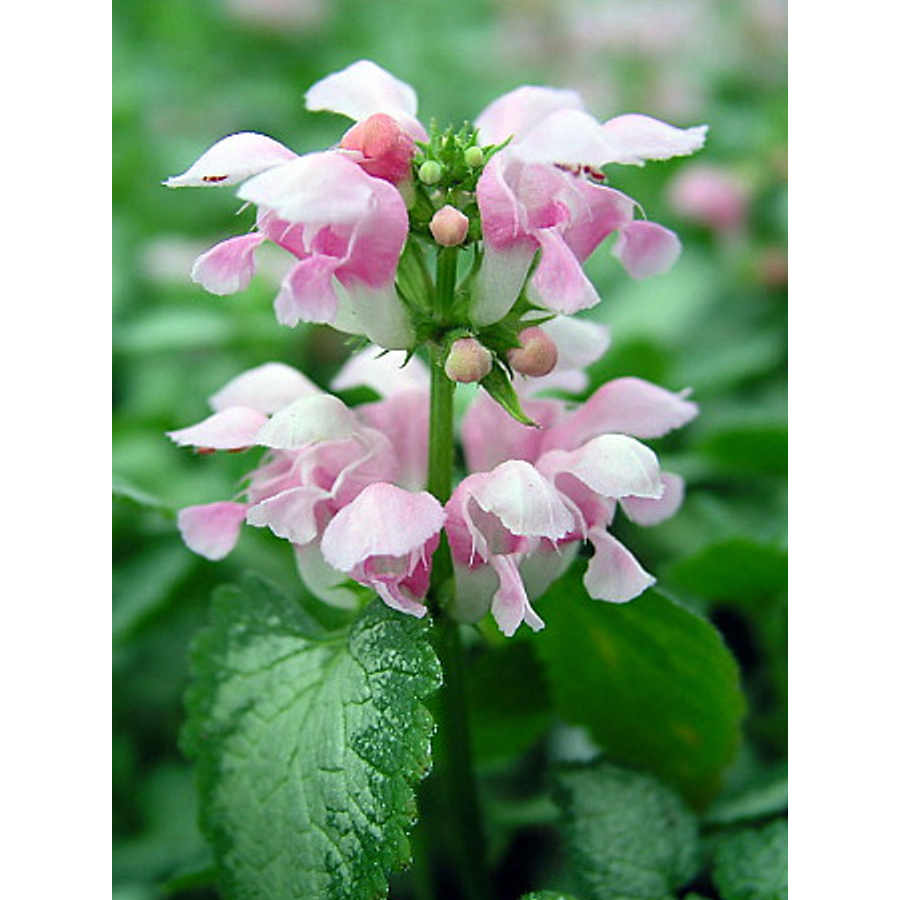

{"left": 444, "top": 337, "right": 492, "bottom": 384}
{"left": 429, "top": 205, "right": 469, "bottom": 247}
{"left": 418, "top": 159, "right": 443, "bottom": 185}
{"left": 339, "top": 113, "right": 416, "bottom": 185}
{"left": 507, "top": 326, "right": 558, "bottom": 377}
{"left": 464, "top": 145, "right": 484, "bottom": 168}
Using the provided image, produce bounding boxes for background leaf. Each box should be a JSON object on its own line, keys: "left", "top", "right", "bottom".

{"left": 536, "top": 574, "right": 746, "bottom": 807}
{"left": 711, "top": 819, "right": 788, "bottom": 900}
{"left": 183, "top": 574, "right": 442, "bottom": 900}
{"left": 554, "top": 761, "right": 701, "bottom": 900}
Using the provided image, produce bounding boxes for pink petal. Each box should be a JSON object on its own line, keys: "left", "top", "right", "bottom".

{"left": 562, "top": 182, "right": 635, "bottom": 262}
{"left": 320, "top": 483, "right": 445, "bottom": 572}
{"left": 461, "top": 393, "right": 565, "bottom": 473}
{"left": 620, "top": 471, "right": 686, "bottom": 526}
{"left": 612, "top": 221, "right": 682, "bottom": 279}
{"left": 164, "top": 132, "right": 297, "bottom": 187}
{"left": 542, "top": 376, "right": 699, "bottom": 450}
{"left": 245, "top": 485, "right": 332, "bottom": 546}
{"left": 177, "top": 502, "right": 246, "bottom": 560}
{"left": 490, "top": 554, "right": 545, "bottom": 636}
{"left": 333, "top": 176, "right": 409, "bottom": 288}
{"left": 330, "top": 346, "right": 430, "bottom": 397}
{"left": 356, "top": 391, "right": 430, "bottom": 491}
{"left": 339, "top": 113, "right": 417, "bottom": 184}
{"left": 474, "top": 85, "right": 585, "bottom": 146}
{"left": 304, "top": 60, "right": 427, "bottom": 141}
{"left": 600, "top": 114, "right": 708, "bottom": 165}
{"left": 255, "top": 394, "right": 359, "bottom": 449}
{"left": 238, "top": 151, "right": 377, "bottom": 226}
{"left": 530, "top": 229, "right": 601, "bottom": 314}
{"left": 372, "top": 582, "right": 429, "bottom": 619}
{"left": 274, "top": 256, "right": 342, "bottom": 326}
{"left": 209, "top": 362, "right": 321, "bottom": 414}
{"left": 166, "top": 406, "right": 268, "bottom": 450}
{"left": 583, "top": 529, "right": 655, "bottom": 602}
{"left": 468, "top": 460, "right": 576, "bottom": 541}
{"left": 190, "top": 233, "right": 266, "bottom": 296}
{"left": 538, "top": 434, "right": 663, "bottom": 500}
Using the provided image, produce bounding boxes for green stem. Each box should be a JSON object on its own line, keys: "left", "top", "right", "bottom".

{"left": 434, "top": 246, "right": 458, "bottom": 326}
{"left": 421, "top": 257, "right": 491, "bottom": 900}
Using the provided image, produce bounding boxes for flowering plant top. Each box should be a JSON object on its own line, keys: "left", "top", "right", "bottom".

{"left": 165, "top": 60, "right": 705, "bottom": 636}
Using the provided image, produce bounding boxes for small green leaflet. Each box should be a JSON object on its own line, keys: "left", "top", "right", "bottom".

{"left": 182, "top": 574, "right": 442, "bottom": 900}
{"left": 480, "top": 365, "right": 538, "bottom": 426}
{"left": 554, "top": 761, "right": 702, "bottom": 900}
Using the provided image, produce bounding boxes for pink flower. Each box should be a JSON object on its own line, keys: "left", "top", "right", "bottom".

{"left": 445, "top": 460, "right": 580, "bottom": 635}
{"left": 165, "top": 61, "right": 428, "bottom": 350}
{"left": 320, "top": 483, "right": 445, "bottom": 617}
{"left": 666, "top": 162, "right": 750, "bottom": 234}
{"left": 470, "top": 86, "right": 706, "bottom": 324}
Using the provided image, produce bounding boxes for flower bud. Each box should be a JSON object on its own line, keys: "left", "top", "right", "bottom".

{"left": 339, "top": 113, "right": 416, "bottom": 185}
{"left": 464, "top": 145, "right": 484, "bottom": 168}
{"left": 444, "top": 337, "right": 492, "bottom": 384}
{"left": 507, "top": 326, "right": 558, "bottom": 377}
{"left": 418, "top": 159, "right": 443, "bottom": 185}
{"left": 429, "top": 205, "right": 469, "bottom": 247}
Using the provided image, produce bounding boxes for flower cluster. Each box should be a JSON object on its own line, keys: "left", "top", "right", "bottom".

{"left": 166, "top": 61, "right": 705, "bottom": 635}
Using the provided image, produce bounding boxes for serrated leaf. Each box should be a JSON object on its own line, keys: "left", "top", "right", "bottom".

{"left": 554, "top": 761, "right": 701, "bottom": 900}
{"left": 183, "top": 574, "right": 442, "bottom": 900}
{"left": 480, "top": 366, "right": 538, "bottom": 426}
{"left": 536, "top": 575, "right": 745, "bottom": 807}
{"left": 712, "top": 819, "right": 787, "bottom": 900}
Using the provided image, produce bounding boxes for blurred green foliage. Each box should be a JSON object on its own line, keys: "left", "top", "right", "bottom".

{"left": 113, "top": 0, "right": 786, "bottom": 897}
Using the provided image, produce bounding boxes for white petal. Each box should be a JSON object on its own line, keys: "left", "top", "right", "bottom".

{"left": 164, "top": 132, "right": 297, "bottom": 188}
{"left": 255, "top": 395, "right": 360, "bottom": 449}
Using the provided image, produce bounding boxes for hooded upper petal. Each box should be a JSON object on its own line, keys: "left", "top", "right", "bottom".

{"left": 599, "top": 114, "right": 708, "bottom": 165}
{"left": 304, "top": 60, "right": 427, "bottom": 141}
{"left": 164, "top": 132, "right": 297, "bottom": 188}
{"left": 474, "top": 85, "right": 585, "bottom": 146}
{"left": 209, "top": 362, "right": 321, "bottom": 414}
{"left": 330, "top": 346, "right": 430, "bottom": 397}
{"left": 238, "top": 151, "right": 378, "bottom": 226}
{"left": 320, "top": 482, "right": 445, "bottom": 572}
{"left": 255, "top": 394, "right": 360, "bottom": 449}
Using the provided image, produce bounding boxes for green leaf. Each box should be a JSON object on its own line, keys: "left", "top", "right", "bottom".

{"left": 666, "top": 539, "right": 787, "bottom": 606}
{"left": 536, "top": 575, "right": 746, "bottom": 807}
{"left": 183, "top": 574, "right": 442, "bottom": 900}
{"left": 697, "top": 424, "right": 787, "bottom": 476}
{"left": 480, "top": 365, "right": 538, "bottom": 426}
{"left": 554, "top": 761, "right": 701, "bottom": 900}
{"left": 712, "top": 819, "right": 787, "bottom": 900}
{"left": 704, "top": 762, "right": 788, "bottom": 827}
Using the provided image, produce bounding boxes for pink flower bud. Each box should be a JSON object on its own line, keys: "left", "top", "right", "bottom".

{"left": 445, "top": 337, "right": 492, "bottom": 384}
{"left": 339, "top": 113, "right": 416, "bottom": 185}
{"left": 429, "top": 205, "right": 469, "bottom": 247}
{"left": 508, "top": 326, "right": 558, "bottom": 377}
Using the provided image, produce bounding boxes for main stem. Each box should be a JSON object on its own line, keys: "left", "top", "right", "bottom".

{"left": 423, "top": 248, "right": 491, "bottom": 900}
